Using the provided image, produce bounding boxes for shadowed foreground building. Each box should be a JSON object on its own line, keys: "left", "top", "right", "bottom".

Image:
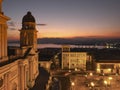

{"left": 0, "top": 1, "right": 39, "bottom": 90}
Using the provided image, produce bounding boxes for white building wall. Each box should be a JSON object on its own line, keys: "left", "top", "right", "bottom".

{"left": 62, "top": 52, "right": 88, "bottom": 70}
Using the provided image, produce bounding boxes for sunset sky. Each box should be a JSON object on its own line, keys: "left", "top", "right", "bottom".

{"left": 3, "top": 0, "right": 120, "bottom": 40}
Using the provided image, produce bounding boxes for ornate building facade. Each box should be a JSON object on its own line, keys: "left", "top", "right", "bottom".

{"left": 0, "top": 1, "right": 39, "bottom": 90}
{"left": 0, "top": 0, "right": 10, "bottom": 63}
{"left": 62, "top": 45, "right": 92, "bottom": 70}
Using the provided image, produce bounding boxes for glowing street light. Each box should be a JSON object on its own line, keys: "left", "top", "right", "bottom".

{"left": 90, "top": 82, "right": 95, "bottom": 87}
{"left": 71, "top": 82, "right": 75, "bottom": 90}
{"left": 108, "top": 68, "right": 111, "bottom": 72}
{"left": 108, "top": 77, "right": 112, "bottom": 85}
{"left": 108, "top": 77, "right": 112, "bottom": 80}
{"left": 75, "top": 68, "right": 77, "bottom": 71}
{"left": 71, "top": 82, "right": 75, "bottom": 86}
{"left": 104, "top": 80, "right": 107, "bottom": 84}
{"left": 104, "top": 80, "right": 107, "bottom": 87}
{"left": 90, "top": 82, "right": 95, "bottom": 90}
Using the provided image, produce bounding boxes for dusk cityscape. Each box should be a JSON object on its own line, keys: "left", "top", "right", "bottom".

{"left": 0, "top": 0, "right": 120, "bottom": 90}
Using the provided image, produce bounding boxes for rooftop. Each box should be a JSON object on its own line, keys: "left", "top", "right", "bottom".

{"left": 94, "top": 49, "right": 120, "bottom": 60}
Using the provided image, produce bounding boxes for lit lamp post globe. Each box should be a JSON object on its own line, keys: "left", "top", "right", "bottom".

{"left": 90, "top": 72, "right": 93, "bottom": 76}
{"left": 90, "top": 82, "right": 95, "bottom": 89}
{"left": 71, "top": 82, "right": 75, "bottom": 86}
{"left": 71, "top": 82, "right": 75, "bottom": 90}
{"left": 108, "top": 77, "right": 112, "bottom": 86}
{"left": 104, "top": 80, "right": 107, "bottom": 87}
{"left": 91, "top": 82, "right": 94, "bottom": 87}
{"left": 108, "top": 77, "right": 112, "bottom": 80}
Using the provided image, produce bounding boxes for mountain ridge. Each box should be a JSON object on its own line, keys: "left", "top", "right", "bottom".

{"left": 8, "top": 37, "right": 120, "bottom": 45}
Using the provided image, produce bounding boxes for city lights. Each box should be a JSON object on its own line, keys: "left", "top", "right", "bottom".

{"left": 90, "top": 82, "right": 95, "bottom": 87}
{"left": 108, "top": 68, "right": 111, "bottom": 72}
{"left": 108, "top": 77, "right": 113, "bottom": 80}
{"left": 71, "top": 82, "right": 75, "bottom": 86}
{"left": 104, "top": 80, "right": 108, "bottom": 86}
{"left": 89, "top": 72, "right": 93, "bottom": 76}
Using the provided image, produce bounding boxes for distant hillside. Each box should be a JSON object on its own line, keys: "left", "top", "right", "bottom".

{"left": 8, "top": 37, "right": 120, "bottom": 45}
{"left": 8, "top": 40, "right": 20, "bottom": 43}
{"left": 37, "top": 37, "right": 120, "bottom": 45}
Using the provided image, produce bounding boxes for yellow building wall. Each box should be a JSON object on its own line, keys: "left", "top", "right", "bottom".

{"left": 62, "top": 52, "right": 87, "bottom": 70}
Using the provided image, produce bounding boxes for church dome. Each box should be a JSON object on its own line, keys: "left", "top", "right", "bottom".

{"left": 22, "top": 11, "right": 35, "bottom": 23}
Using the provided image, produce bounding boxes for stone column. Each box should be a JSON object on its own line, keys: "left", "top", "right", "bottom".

{"left": 4, "top": 73, "right": 9, "bottom": 90}
{"left": 69, "top": 54, "right": 70, "bottom": 69}
{"left": 7, "top": 73, "right": 10, "bottom": 90}
{"left": 1, "top": 25, "right": 4, "bottom": 57}
{"left": 3, "top": 25, "right": 5, "bottom": 57}
{"left": 29, "top": 60, "right": 33, "bottom": 81}
{"left": 29, "top": 59, "right": 34, "bottom": 87}
{"left": 24, "top": 65, "right": 28, "bottom": 89}
{"left": 19, "top": 63, "right": 25, "bottom": 90}
{"left": 0, "top": 24, "right": 1, "bottom": 58}
{"left": 34, "top": 31, "right": 37, "bottom": 51}
{"left": 0, "top": 23, "right": 8, "bottom": 62}
{"left": 4, "top": 74, "right": 7, "bottom": 90}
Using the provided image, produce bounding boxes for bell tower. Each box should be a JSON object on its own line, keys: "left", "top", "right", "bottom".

{"left": 20, "top": 11, "right": 38, "bottom": 51}
{"left": 0, "top": 0, "right": 10, "bottom": 63}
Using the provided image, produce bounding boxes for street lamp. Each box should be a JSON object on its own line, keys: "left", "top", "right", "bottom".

{"left": 90, "top": 82, "right": 95, "bottom": 90}
{"left": 90, "top": 72, "right": 93, "bottom": 76}
{"left": 104, "top": 80, "right": 107, "bottom": 85}
{"left": 108, "top": 77, "right": 112, "bottom": 86}
{"left": 108, "top": 68, "right": 111, "bottom": 73}
{"left": 91, "top": 82, "right": 95, "bottom": 87}
{"left": 71, "top": 82, "right": 75, "bottom": 86}
{"left": 71, "top": 82, "right": 75, "bottom": 90}
{"left": 104, "top": 80, "right": 107, "bottom": 88}
{"left": 97, "top": 68, "right": 100, "bottom": 73}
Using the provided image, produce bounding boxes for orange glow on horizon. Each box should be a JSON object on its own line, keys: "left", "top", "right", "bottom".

{"left": 8, "top": 26, "right": 120, "bottom": 40}
{"left": 8, "top": 31, "right": 120, "bottom": 41}
{"left": 38, "top": 31, "right": 120, "bottom": 39}
{"left": 37, "top": 26, "right": 120, "bottom": 39}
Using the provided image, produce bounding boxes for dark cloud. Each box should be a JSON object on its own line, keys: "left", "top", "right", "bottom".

{"left": 36, "top": 24, "right": 46, "bottom": 26}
